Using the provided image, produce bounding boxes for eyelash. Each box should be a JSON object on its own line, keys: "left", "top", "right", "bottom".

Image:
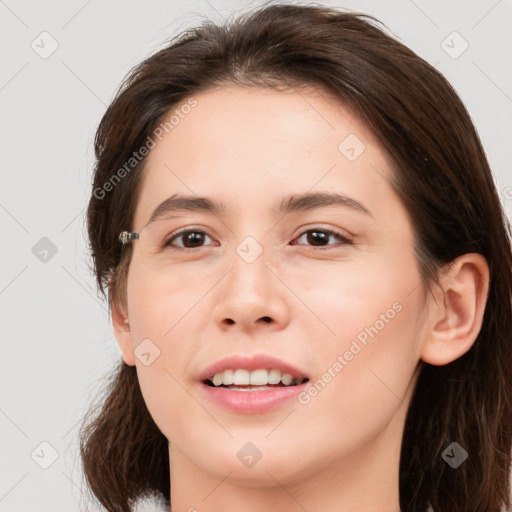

{"left": 163, "top": 227, "right": 354, "bottom": 251}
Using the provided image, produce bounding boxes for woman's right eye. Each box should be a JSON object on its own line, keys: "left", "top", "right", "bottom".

{"left": 163, "top": 229, "right": 217, "bottom": 250}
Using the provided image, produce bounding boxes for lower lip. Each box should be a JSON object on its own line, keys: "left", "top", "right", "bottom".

{"left": 200, "top": 382, "right": 308, "bottom": 414}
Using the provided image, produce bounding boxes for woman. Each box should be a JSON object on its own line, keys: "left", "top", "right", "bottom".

{"left": 80, "top": 3, "right": 512, "bottom": 511}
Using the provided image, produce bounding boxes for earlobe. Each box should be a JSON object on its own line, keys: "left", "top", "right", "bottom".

{"left": 420, "top": 253, "right": 489, "bottom": 366}
{"left": 111, "top": 299, "right": 136, "bottom": 367}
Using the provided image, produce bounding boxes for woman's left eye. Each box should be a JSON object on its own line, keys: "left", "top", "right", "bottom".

{"left": 292, "top": 228, "right": 354, "bottom": 249}
{"left": 163, "top": 227, "right": 353, "bottom": 250}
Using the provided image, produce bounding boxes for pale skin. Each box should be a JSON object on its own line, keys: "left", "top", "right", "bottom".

{"left": 111, "top": 85, "right": 489, "bottom": 512}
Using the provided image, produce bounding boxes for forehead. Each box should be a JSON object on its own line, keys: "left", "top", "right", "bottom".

{"left": 133, "top": 85, "right": 396, "bottom": 228}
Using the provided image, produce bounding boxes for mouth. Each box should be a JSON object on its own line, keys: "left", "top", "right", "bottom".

{"left": 202, "top": 368, "right": 310, "bottom": 391}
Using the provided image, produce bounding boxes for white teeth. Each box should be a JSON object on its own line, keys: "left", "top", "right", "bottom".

{"left": 208, "top": 368, "right": 307, "bottom": 388}
{"left": 268, "top": 369, "right": 281, "bottom": 384}
{"left": 281, "top": 373, "right": 293, "bottom": 386}
{"left": 212, "top": 373, "right": 223, "bottom": 387}
{"left": 233, "top": 369, "right": 250, "bottom": 385}
{"left": 223, "top": 369, "right": 234, "bottom": 385}
{"left": 249, "top": 369, "right": 269, "bottom": 385}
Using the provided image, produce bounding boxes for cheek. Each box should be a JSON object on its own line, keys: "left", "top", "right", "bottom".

{"left": 134, "top": 357, "right": 200, "bottom": 444}
{"left": 126, "top": 260, "right": 201, "bottom": 338}
{"left": 124, "top": 263, "right": 206, "bottom": 438}
{"left": 301, "top": 280, "right": 423, "bottom": 443}
{"left": 294, "top": 252, "right": 423, "bottom": 426}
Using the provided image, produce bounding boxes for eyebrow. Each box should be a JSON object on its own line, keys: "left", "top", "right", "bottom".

{"left": 145, "top": 191, "right": 374, "bottom": 226}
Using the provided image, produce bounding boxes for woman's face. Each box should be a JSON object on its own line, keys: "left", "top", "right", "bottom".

{"left": 118, "top": 85, "right": 428, "bottom": 490}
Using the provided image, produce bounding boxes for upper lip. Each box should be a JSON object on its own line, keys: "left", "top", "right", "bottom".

{"left": 199, "top": 353, "right": 309, "bottom": 382}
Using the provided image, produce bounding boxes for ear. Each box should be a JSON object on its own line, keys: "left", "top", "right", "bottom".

{"left": 111, "top": 297, "right": 136, "bottom": 366}
{"left": 420, "top": 253, "right": 489, "bottom": 366}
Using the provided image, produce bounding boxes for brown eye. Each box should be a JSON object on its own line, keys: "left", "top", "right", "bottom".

{"left": 164, "top": 229, "right": 216, "bottom": 249}
{"left": 292, "top": 228, "right": 353, "bottom": 249}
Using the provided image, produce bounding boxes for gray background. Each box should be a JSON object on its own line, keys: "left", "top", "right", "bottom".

{"left": 1, "top": 1, "right": 511, "bottom": 511}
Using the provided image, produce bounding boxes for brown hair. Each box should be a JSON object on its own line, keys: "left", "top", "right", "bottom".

{"left": 80, "top": 2, "right": 512, "bottom": 511}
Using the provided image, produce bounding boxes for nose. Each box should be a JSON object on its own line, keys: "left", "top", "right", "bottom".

{"left": 212, "top": 250, "right": 290, "bottom": 333}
